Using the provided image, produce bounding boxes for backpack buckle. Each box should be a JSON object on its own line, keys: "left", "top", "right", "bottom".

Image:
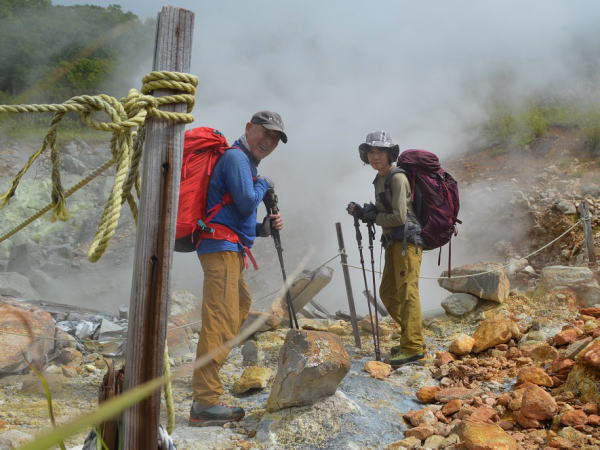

{"left": 197, "top": 219, "right": 214, "bottom": 234}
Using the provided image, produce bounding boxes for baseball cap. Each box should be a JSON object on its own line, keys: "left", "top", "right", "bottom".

{"left": 250, "top": 110, "right": 288, "bottom": 143}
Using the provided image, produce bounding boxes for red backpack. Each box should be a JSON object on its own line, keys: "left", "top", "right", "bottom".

{"left": 396, "top": 150, "right": 460, "bottom": 252}
{"left": 174, "top": 127, "right": 232, "bottom": 253}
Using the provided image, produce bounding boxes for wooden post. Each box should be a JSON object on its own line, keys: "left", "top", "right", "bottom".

{"left": 123, "top": 7, "right": 194, "bottom": 449}
{"left": 336, "top": 222, "right": 362, "bottom": 348}
{"left": 579, "top": 201, "right": 597, "bottom": 266}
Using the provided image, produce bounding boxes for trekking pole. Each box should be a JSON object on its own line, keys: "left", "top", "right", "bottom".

{"left": 264, "top": 189, "right": 299, "bottom": 329}
{"left": 366, "top": 221, "right": 382, "bottom": 360}
{"left": 353, "top": 216, "right": 381, "bottom": 361}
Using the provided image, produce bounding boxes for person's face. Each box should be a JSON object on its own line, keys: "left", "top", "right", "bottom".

{"left": 245, "top": 123, "right": 281, "bottom": 160}
{"left": 366, "top": 147, "right": 392, "bottom": 171}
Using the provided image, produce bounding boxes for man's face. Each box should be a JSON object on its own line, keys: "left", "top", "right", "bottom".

{"left": 245, "top": 123, "right": 281, "bottom": 160}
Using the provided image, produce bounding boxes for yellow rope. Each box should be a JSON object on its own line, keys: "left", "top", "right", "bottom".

{"left": 0, "top": 71, "right": 198, "bottom": 262}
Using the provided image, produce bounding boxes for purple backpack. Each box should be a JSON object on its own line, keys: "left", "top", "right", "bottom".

{"left": 397, "top": 150, "right": 460, "bottom": 252}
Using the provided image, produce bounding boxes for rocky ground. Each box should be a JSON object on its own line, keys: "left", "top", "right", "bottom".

{"left": 0, "top": 126, "right": 599, "bottom": 449}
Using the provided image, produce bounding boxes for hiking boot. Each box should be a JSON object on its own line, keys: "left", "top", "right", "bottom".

{"left": 188, "top": 401, "right": 245, "bottom": 427}
{"left": 386, "top": 350, "right": 426, "bottom": 369}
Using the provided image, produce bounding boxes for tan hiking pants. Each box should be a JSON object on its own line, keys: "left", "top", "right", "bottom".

{"left": 192, "top": 251, "right": 252, "bottom": 406}
{"left": 379, "top": 242, "right": 425, "bottom": 353}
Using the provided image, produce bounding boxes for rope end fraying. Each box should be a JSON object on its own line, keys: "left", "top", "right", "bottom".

{"left": 0, "top": 192, "right": 12, "bottom": 208}
{"left": 50, "top": 201, "right": 70, "bottom": 222}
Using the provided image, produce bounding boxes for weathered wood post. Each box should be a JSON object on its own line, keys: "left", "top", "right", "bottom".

{"left": 579, "top": 201, "right": 597, "bottom": 266}
{"left": 123, "top": 7, "right": 194, "bottom": 449}
{"left": 336, "top": 222, "right": 362, "bottom": 348}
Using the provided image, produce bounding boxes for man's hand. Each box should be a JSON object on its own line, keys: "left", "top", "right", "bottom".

{"left": 346, "top": 202, "right": 364, "bottom": 219}
{"left": 269, "top": 213, "right": 283, "bottom": 231}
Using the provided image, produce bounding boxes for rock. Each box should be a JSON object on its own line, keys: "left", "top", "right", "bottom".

{"left": 580, "top": 307, "right": 600, "bottom": 318}
{"left": 516, "top": 366, "right": 553, "bottom": 387}
{"left": 266, "top": 329, "right": 351, "bottom": 412}
{"left": 232, "top": 366, "right": 273, "bottom": 395}
{"left": 553, "top": 328, "right": 582, "bottom": 346}
{"left": 555, "top": 199, "right": 577, "bottom": 214}
{"left": 562, "top": 336, "right": 592, "bottom": 360}
{"left": 61, "top": 365, "right": 78, "bottom": 378}
{"left": 435, "top": 351, "right": 455, "bottom": 366}
{"left": 520, "top": 384, "right": 558, "bottom": 420}
{"left": 519, "top": 342, "right": 559, "bottom": 362}
{"left": 468, "top": 406, "right": 498, "bottom": 423}
{"left": 587, "top": 414, "right": 600, "bottom": 426}
{"left": 57, "top": 347, "right": 82, "bottom": 366}
{"left": 441, "top": 293, "right": 479, "bottom": 316}
{"left": 0, "top": 302, "right": 55, "bottom": 374}
{"left": 514, "top": 409, "right": 542, "bottom": 428}
{"left": 449, "top": 334, "right": 475, "bottom": 356}
{"left": 471, "top": 317, "right": 520, "bottom": 353}
{"left": 403, "top": 408, "right": 437, "bottom": 427}
{"left": 241, "top": 340, "right": 263, "bottom": 367}
{"left": 285, "top": 266, "right": 334, "bottom": 314}
{"left": 257, "top": 390, "right": 359, "bottom": 448}
{"left": 540, "top": 266, "right": 600, "bottom": 307}
{"left": 404, "top": 425, "right": 435, "bottom": 441}
{"left": 434, "top": 387, "right": 482, "bottom": 403}
{"left": 560, "top": 409, "right": 587, "bottom": 426}
{"left": 243, "top": 309, "right": 283, "bottom": 333}
{"left": 557, "top": 426, "right": 586, "bottom": 442}
{"left": 0, "top": 272, "right": 41, "bottom": 299}
{"left": 416, "top": 386, "right": 441, "bottom": 404}
{"left": 579, "top": 338, "right": 600, "bottom": 368}
{"left": 423, "top": 434, "right": 446, "bottom": 449}
{"left": 458, "top": 420, "right": 518, "bottom": 450}
{"left": 438, "top": 262, "right": 510, "bottom": 303}
{"left": 97, "top": 318, "right": 124, "bottom": 340}
{"left": 0, "top": 429, "right": 33, "bottom": 448}
{"left": 441, "top": 399, "right": 462, "bottom": 416}
{"left": 386, "top": 436, "right": 421, "bottom": 449}
{"left": 166, "top": 317, "right": 195, "bottom": 357}
{"left": 364, "top": 360, "right": 392, "bottom": 380}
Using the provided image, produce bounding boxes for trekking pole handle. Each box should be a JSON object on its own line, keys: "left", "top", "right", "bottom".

{"left": 353, "top": 215, "right": 363, "bottom": 243}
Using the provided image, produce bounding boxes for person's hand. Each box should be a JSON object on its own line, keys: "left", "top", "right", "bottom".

{"left": 346, "top": 202, "right": 364, "bottom": 218}
{"left": 269, "top": 213, "right": 283, "bottom": 231}
{"left": 362, "top": 203, "right": 378, "bottom": 223}
{"left": 257, "top": 215, "right": 272, "bottom": 237}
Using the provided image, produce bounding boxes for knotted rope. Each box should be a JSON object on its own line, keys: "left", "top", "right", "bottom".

{"left": 0, "top": 71, "right": 198, "bottom": 262}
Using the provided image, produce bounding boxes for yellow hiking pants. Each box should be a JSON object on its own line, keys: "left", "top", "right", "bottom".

{"left": 379, "top": 242, "right": 424, "bottom": 353}
{"left": 192, "top": 251, "right": 252, "bottom": 406}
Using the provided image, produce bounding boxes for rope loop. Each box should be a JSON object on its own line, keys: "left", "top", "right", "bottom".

{"left": 0, "top": 71, "right": 198, "bottom": 262}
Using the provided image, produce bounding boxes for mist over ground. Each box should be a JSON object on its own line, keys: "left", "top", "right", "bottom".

{"left": 46, "top": 1, "right": 600, "bottom": 314}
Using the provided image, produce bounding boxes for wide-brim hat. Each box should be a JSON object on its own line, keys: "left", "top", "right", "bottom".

{"left": 358, "top": 130, "right": 399, "bottom": 163}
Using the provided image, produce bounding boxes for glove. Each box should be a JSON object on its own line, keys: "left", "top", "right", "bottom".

{"left": 346, "top": 202, "right": 364, "bottom": 219}
{"left": 256, "top": 215, "right": 272, "bottom": 237}
{"left": 362, "top": 203, "right": 378, "bottom": 223}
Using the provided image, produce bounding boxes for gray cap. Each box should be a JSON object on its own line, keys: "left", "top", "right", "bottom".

{"left": 358, "top": 130, "right": 399, "bottom": 163}
{"left": 250, "top": 110, "right": 287, "bottom": 143}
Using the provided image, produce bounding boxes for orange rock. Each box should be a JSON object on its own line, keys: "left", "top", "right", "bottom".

{"left": 514, "top": 410, "right": 542, "bottom": 428}
{"left": 435, "top": 351, "right": 455, "bottom": 366}
{"left": 560, "top": 409, "right": 587, "bottom": 426}
{"left": 472, "top": 317, "right": 519, "bottom": 353}
{"left": 441, "top": 399, "right": 462, "bottom": 416}
{"left": 516, "top": 366, "right": 553, "bottom": 387}
{"left": 580, "top": 340, "right": 600, "bottom": 368}
{"left": 579, "top": 307, "right": 600, "bottom": 318}
{"left": 435, "top": 387, "right": 482, "bottom": 403}
{"left": 468, "top": 406, "right": 498, "bottom": 423}
{"left": 403, "top": 408, "right": 437, "bottom": 427}
{"left": 582, "top": 403, "right": 598, "bottom": 415}
{"left": 449, "top": 335, "right": 475, "bottom": 356}
{"left": 553, "top": 328, "right": 581, "bottom": 346}
{"left": 587, "top": 414, "right": 600, "bottom": 426}
{"left": 416, "top": 386, "right": 441, "bottom": 404}
{"left": 520, "top": 342, "right": 559, "bottom": 362}
{"left": 550, "top": 358, "right": 575, "bottom": 373}
{"left": 458, "top": 420, "right": 519, "bottom": 449}
{"left": 364, "top": 360, "right": 392, "bottom": 380}
{"left": 404, "top": 425, "right": 435, "bottom": 441}
{"left": 520, "top": 384, "right": 558, "bottom": 421}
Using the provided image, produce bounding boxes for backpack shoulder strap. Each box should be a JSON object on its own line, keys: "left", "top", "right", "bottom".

{"left": 383, "top": 167, "right": 405, "bottom": 193}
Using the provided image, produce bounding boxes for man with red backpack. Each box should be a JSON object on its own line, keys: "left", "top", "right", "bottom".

{"left": 347, "top": 131, "right": 426, "bottom": 368}
{"left": 189, "top": 111, "right": 286, "bottom": 427}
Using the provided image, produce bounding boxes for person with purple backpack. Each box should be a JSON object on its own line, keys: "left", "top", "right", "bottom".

{"left": 347, "top": 131, "right": 426, "bottom": 367}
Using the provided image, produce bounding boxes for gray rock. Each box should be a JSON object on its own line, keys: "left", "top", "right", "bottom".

{"left": 97, "top": 318, "right": 124, "bottom": 340}
{"left": 540, "top": 265, "right": 597, "bottom": 289}
{"left": 7, "top": 242, "right": 43, "bottom": 275}
{"left": 441, "top": 293, "right": 479, "bottom": 317}
{"left": 241, "top": 339, "right": 263, "bottom": 367}
{"left": 0, "top": 429, "right": 33, "bottom": 449}
{"left": 555, "top": 199, "right": 576, "bottom": 215}
{"left": 0, "top": 272, "right": 40, "bottom": 299}
{"left": 61, "top": 154, "right": 88, "bottom": 175}
{"left": 257, "top": 390, "right": 360, "bottom": 448}
{"left": 27, "top": 268, "right": 57, "bottom": 298}
{"left": 562, "top": 336, "right": 593, "bottom": 360}
{"left": 266, "top": 329, "right": 351, "bottom": 412}
{"left": 438, "top": 262, "right": 510, "bottom": 303}
{"left": 171, "top": 425, "right": 245, "bottom": 450}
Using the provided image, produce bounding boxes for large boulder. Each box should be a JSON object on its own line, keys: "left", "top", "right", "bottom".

{"left": 0, "top": 301, "right": 55, "bottom": 374}
{"left": 441, "top": 293, "right": 479, "bottom": 316}
{"left": 457, "top": 421, "right": 518, "bottom": 450}
{"left": 266, "top": 329, "right": 351, "bottom": 412}
{"left": 539, "top": 266, "right": 600, "bottom": 307}
{"left": 471, "top": 316, "right": 520, "bottom": 353}
{"left": 438, "top": 262, "right": 510, "bottom": 303}
{"left": 0, "top": 272, "right": 41, "bottom": 299}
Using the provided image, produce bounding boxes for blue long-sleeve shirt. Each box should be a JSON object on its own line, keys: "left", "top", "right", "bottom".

{"left": 197, "top": 139, "right": 270, "bottom": 255}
